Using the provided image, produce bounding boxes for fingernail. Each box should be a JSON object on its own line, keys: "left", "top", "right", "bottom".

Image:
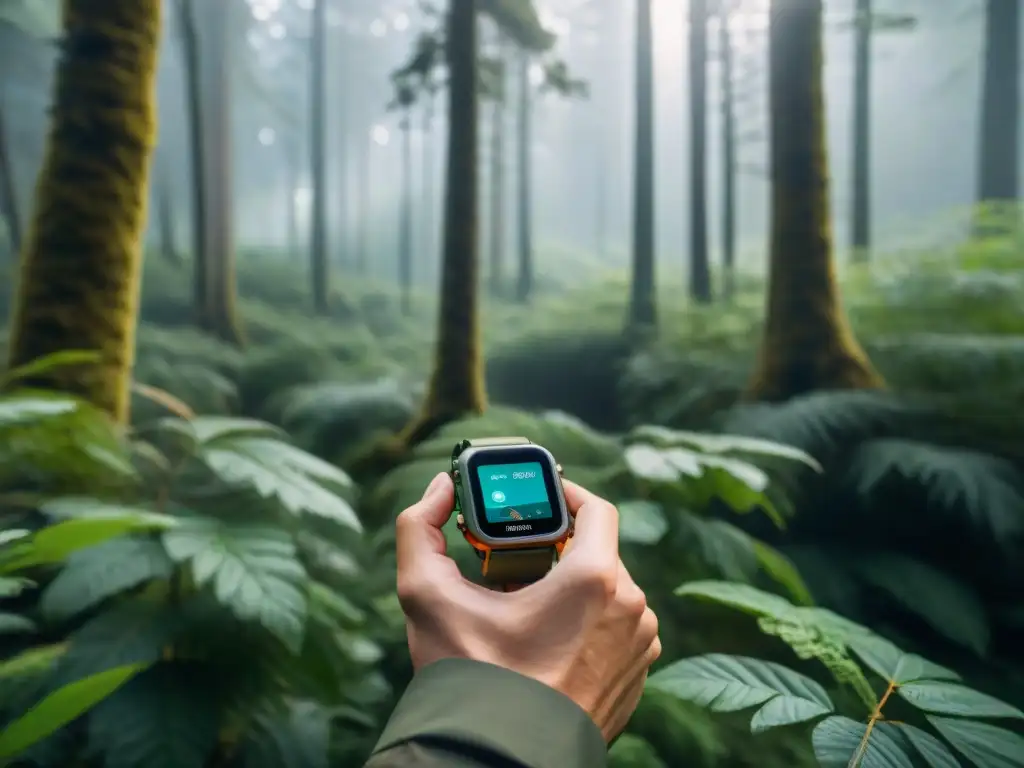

{"left": 422, "top": 472, "right": 447, "bottom": 499}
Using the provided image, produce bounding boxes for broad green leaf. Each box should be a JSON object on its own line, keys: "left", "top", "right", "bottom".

{"left": 2, "top": 351, "right": 101, "bottom": 387}
{"left": 200, "top": 439, "right": 361, "bottom": 531}
{"left": 618, "top": 500, "right": 668, "bottom": 545}
{"left": 674, "top": 580, "right": 795, "bottom": 617}
{"left": 1, "top": 513, "right": 178, "bottom": 573}
{"left": 0, "top": 575, "right": 34, "bottom": 597}
{"left": 163, "top": 522, "right": 308, "bottom": 652}
{"left": 811, "top": 716, "right": 914, "bottom": 768}
{"left": 751, "top": 542, "right": 814, "bottom": 606}
{"left": 646, "top": 653, "right": 833, "bottom": 728}
{"left": 928, "top": 716, "right": 1024, "bottom": 768}
{"left": 0, "top": 612, "right": 35, "bottom": 635}
{"left": 242, "top": 701, "right": 331, "bottom": 768}
{"left": 623, "top": 444, "right": 681, "bottom": 482}
{"left": 893, "top": 723, "right": 961, "bottom": 768}
{"left": 38, "top": 497, "right": 165, "bottom": 521}
{"left": 0, "top": 663, "right": 148, "bottom": 762}
{"left": 308, "top": 581, "right": 365, "bottom": 626}
{"left": 0, "top": 644, "right": 67, "bottom": 682}
{"left": 853, "top": 553, "right": 990, "bottom": 655}
{"left": 40, "top": 538, "right": 174, "bottom": 622}
{"left": 899, "top": 680, "right": 1024, "bottom": 719}
{"left": 184, "top": 416, "right": 285, "bottom": 444}
{"left": 87, "top": 663, "right": 220, "bottom": 768}
{"left": 628, "top": 426, "right": 823, "bottom": 471}
{"left": 0, "top": 530, "right": 30, "bottom": 547}
{"left": 0, "top": 392, "right": 79, "bottom": 427}
{"left": 847, "top": 634, "right": 960, "bottom": 684}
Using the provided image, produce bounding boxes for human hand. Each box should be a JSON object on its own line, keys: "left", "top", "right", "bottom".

{"left": 395, "top": 471, "right": 661, "bottom": 742}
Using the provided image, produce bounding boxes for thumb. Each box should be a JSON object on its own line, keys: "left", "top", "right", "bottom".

{"left": 395, "top": 472, "right": 455, "bottom": 573}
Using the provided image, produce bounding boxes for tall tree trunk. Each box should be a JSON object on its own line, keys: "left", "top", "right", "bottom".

{"left": 720, "top": 9, "right": 736, "bottom": 301}
{"left": 285, "top": 147, "right": 299, "bottom": 259}
{"left": 402, "top": 0, "right": 485, "bottom": 443}
{"left": 399, "top": 112, "right": 413, "bottom": 315}
{"left": 6, "top": 0, "right": 161, "bottom": 423}
{"left": 310, "top": 0, "right": 329, "bottom": 313}
{"left": 422, "top": 93, "right": 435, "bottom": 281}
{"left": 688, "top": 0, "right": 711, "bottom": 303}
{"left": 178, "top": 0, "right": 208, "bottom": 325}
{"left": 156, "top": 167, "right": 181, "bottom": 266}
{"left": 627, "top": 0, "right": 656, "bottom": 328}
{"left": 0, "top": 96, "right": 22, "bottom": 257}
{"left": 746, "top": 0, "right": 882, "bottom": 402}
{"left": 975, "top": 0, "right": 1020, "bottom": 234}
{"left": 514, "top": 49, "right": 533, "bottom": 304}
{"left": 488, "top": 31, "right": 507, "bottom": 297}
{"left": 197, "top": 0, "right": 244, "bottom": 345}
{"left": 850, "top": 0, "right": 871, "bottom": 261}
{"left": 356, "top": 134, "right": 369, "bottom": 274}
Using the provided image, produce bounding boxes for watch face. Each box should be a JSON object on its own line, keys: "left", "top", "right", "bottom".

{"left": 466, "top": 447, "right": 565, "bottom": 540}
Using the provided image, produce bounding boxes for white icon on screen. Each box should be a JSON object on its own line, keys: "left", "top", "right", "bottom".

{"left": 491, "top": 490, "right": 506, "bottom": 504}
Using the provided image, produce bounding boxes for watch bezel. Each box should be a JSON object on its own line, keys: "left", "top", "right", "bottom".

{"left": 457, "top": 444, "right": 569, "bottom": 547}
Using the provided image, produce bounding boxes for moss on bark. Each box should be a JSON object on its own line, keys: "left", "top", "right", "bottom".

{"left": 746, "top": 0, "right": 883, "bottom": 402}
{"left": 6, "top": 0, "right": 161, "bottom": 423}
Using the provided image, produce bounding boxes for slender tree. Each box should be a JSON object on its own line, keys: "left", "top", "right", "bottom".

{"left": 688, "top": 0, "right": 711, "bottom": 302}
{"left": 719, "top": 6, "right": 736, "bottom": 300}
{"left": 849, "top": 0, "right": 871, "bottom": 261}
{"left": 6, "top": 0, "right": 162, "bottom": 422}
{"left": 310, "top": 0, "right": 329, "bottom": 312}
{"left": 627, "top": 0, "right": 656, "bottom": 328}
{"left": 747, "top": 0, "right": 882, "bottom": 401}
{"left": 488, "top": 28, "right": 508, "bottom": 298}
{"left": 401, "top": 0, "right": 485, "bottom": 442}
{"left": 0, "top": 96, "right": 21, "bottom": 256}
{"left": 514, "top": 49, "right": 533, "bottom": 304}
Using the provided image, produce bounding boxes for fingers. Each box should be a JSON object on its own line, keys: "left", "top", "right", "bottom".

{"left": 558, "top": 480, "right": 619, "bottom": 585}
{"left": 395, "top": 472, "right": 454, "bottom": 576}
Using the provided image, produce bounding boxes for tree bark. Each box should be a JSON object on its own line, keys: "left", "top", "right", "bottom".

{"left": 746, "top": 0, "right": 883, "bottom": 402}
{"left": 688, "top": 0, "right": 711, "bottom": 303}
{"left": 488, "top": 30, "right": 507, "bottom": 298}
{"left": 6, "top": 0, "right": 161, "bottom": 423}
{"left": 402, "top": 0, "right": 486, "bottom": 443}
{"left": 0, "top": 96, "right": 22, "bottom": 257}
{"left": 720, "top": 9, "right": 736, "bottom": 300}
{"left": 627, "top": 0, "right": 656, "bottom": 328}
{"left": 850, "top": 0, "right": 871, "bottom": 261}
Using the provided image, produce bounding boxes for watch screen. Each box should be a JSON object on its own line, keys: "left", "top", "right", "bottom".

{"left": 476, "top": 462, "right": 554, "bottom": 523}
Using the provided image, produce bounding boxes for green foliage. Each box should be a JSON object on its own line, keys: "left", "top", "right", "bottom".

{"left": 0, "top": 385, "right": 388, "bottom": 767}
{"left": 651, "top": 580, "right": 1024, "bottom": 767}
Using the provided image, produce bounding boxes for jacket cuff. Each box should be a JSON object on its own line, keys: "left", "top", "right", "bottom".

{"left": 372, "top": 658, "right": 608, "bottom": 768}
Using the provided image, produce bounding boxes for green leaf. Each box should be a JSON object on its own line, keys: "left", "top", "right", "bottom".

{"left": 674, "top": 580, "right": 796, "bottom": 617}
{"left": 628, "top": 426, "right": 823, "bottom": 471}
{"left": 0, "top": 530, "right": 30, "bottom": 548}
{"left": 0, "top": 392, "right": 79, "bottom": 427}
{"left": 646, "top": 654, "right": 833, "bottom": 731}
{"left": 0, "top": 575, "right": 34, "bottom": 597}
{"left": 899, "top": 680, "right": 1024, "bottom": 719}
{"left": 1, "top": 513, "right": 178, "bottom": 574}
{"left": 163, "top": 522, "right": 308, "bottom": 652}
{"left": 185, "top": 416, "right": 285, "bottom": 444}
{"left": 0, "top": 645, "right": 67, "bottom": 682}
{"left": 893, "top": 723, "right": 961, "bottom": 768}
{"left": 852, "top": 553, "right": 990, "bottom": 655}
{"left": 623, "top": 444, "right": 683, "bottom": 482}
{"left": 242, "top": 701, "right": 330, "bottom": 768}
{"left": 87, "top": 663, "right": 220, "bottom": 768}
{"left": 0, "top": 663, "right": 148, "bottom": 762}
{"left": 40, "top": 538, "right": 173, "bottom": 622}
{"left": 811, "top": 716, "right": 914, "bottom": 768}
{"left": 927, "top": 716, "right": 1024, "bottom": 768}
{"left": 2, "top": 351, "right": 101, "bottom": 387}
{"left": 847, "top": 634, "right": 960, "bottom": 685}
{"left": 0, "top": 612, "right": 35, "bottom": 635}
{"left": 200, "top": 438, "right": 361, "bottom": 531}
{"left": 618, "top": 501, "right": 668, "bottom": 545}
{"left": 751, "top": 542, "right": 815, "bottom": 606}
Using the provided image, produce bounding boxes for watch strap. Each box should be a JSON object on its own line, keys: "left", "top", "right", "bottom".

{"left": 452, "top": 436, "right": 557, "bottom": 586}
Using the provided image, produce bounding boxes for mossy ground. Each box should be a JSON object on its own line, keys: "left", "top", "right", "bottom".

{"left": 1, "top": 227, "right": 1022, "bottom": 766}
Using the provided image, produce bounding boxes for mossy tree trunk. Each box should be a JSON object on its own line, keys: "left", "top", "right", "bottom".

{"left": 849, "top": 0, "right": 871, "bottom": 261}
{"left": 746, "top": 0, "right": 883, "bottom": 402}
{"left": 687, "top": 0, "right": 711, "bottom": 303}
{"left": 402, "top": 0, "right": 485, "bottom": 444}
{"left": 195, "top": 0, "right": 244, "bottom": 345}
{"left": 627, "top": 0, "right": 656, "bottom": 329}
{"left": 6, "top": 0, "right": 161, "bottom": 424}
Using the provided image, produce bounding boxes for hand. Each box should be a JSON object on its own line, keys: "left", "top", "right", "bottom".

{"left": 395, "top": 472, "right": 661, "bottom": 742}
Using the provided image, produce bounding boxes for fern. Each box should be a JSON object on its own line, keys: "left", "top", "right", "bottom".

{"left": 655, "top": 580, "right": 1024, "bottom": 767}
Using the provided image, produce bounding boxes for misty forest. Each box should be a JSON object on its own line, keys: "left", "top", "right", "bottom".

{"left": 0, "top": 0, "right": 1023, "bottom": 765}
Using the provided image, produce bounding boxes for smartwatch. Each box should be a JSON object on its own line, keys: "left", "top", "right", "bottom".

{"left": 451, "top": 437, "right": 573, "bottom": 586}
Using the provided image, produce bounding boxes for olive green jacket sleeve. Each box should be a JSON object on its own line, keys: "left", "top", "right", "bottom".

{"left": 364, "top": 658, "right": 608, "bottom": 768}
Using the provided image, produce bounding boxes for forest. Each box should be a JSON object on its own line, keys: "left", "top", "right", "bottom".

{"left": 0, "top": 0, "right": 1022, "bottom": 765}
